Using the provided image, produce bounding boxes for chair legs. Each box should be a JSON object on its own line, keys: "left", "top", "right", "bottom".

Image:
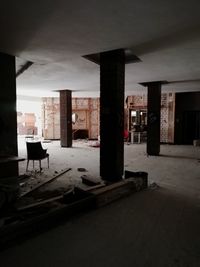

{"left": 26, "top": 160, "right": 29, "bottom": 172}
{"left": 26, "top": 160, "right": 35, "bottom": 172}
{"left": 39, "top": 160, "right": 42, "bottom": 173}
{"left": 26, "top": 158, "right": 49, "bottom": 172}
{"left": 47, "top": 156, "right": 49, "bottom": 168}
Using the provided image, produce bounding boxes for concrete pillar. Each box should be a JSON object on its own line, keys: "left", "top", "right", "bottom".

{"left": 60, "top": 90, "right": 72, "bottom": 147}
{"left": 100, "top": 49, "right": 125, "bottom": 181}
{"left": 0, "top": 53, "right": 18, "bottom": 176}
{"left": 145, "top": 82, "right": 161, "bottom": 155}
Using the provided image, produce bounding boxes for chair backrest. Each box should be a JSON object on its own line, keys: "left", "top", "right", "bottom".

{"left": 26, "top": 128, "right": 34, "bottom": 136}
{"left": 26, "top": 141, "right": 46, "bottom": 160}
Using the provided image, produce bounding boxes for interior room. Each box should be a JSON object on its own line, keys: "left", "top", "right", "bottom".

{"left": 0, "top": 1, "right": 200, "bottom": 266}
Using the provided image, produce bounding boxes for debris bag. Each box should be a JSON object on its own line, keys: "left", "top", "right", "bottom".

{"left": 124, "top": 170, "right": 148, "bottom": 189}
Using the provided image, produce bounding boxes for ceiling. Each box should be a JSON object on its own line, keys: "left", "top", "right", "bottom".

{"left": 1, "top": 0, "right": 200, "bottom": 97}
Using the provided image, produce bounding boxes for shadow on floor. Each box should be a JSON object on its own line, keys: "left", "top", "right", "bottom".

{"left": 0, "top": 186, "right": 200, "bottom": 267}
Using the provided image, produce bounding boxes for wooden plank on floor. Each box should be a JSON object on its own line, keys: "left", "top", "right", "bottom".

{"left": 20, "top": 168, "right": 71, "bottom": 197}
{"left": 93, "top": 177, "right": 147, "bottom": 207}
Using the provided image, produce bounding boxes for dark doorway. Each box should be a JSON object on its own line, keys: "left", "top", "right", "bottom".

{"left": 182, "top": 111, "right": 200, "bottom": 144}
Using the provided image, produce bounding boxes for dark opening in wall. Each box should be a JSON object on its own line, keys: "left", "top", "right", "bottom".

{"left": 175, "top": 92, "right": 200, "bottom": 144}
{"left": 73, "top": 129, "right": 89, "bottom": 140}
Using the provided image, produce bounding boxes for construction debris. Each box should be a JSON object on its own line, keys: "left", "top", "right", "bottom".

{"left": 89, "top": 141, "right": 100, "bottom": 147}
{"left": 193, "top": 139, "right": 200, "bottom": 146}
{"left": 124, "top": 170, "right": 148, "bottom": 189}
{"left": 0, "top": 163, "right": 148, "bottom": 250}
{"left": 93, "top": 176, "right": 148, "bottom": 207}
{"left": 17, "top": 187, "right": 74, "bottom": 211}
{"left": 81, "top": 175, "right": 102, "bottom": 186}
{"left": 149, "top": 182, "right": 160, "bottom": 190}
{"left": 77, "top": 168, "right": 87, "bottom": 172}
{"left": 20, "top": 168, "right": 71, "bottom": 197}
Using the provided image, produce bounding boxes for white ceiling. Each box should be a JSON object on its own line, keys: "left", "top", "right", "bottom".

{"left": 1, "top": 0, "right": 200, "bottom": 97}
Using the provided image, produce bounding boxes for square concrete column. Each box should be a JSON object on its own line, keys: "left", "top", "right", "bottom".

{"left": 142, "top": 82, "right": 162, "bottom": 156}
{"left": 0, "top": 53, "right": 18, "bottom": 176}
{"left": 60, "top": 90, "right": 72, "bottom": 147}
{"left": 100, "top": 49, "right": 125, "bottom": 181}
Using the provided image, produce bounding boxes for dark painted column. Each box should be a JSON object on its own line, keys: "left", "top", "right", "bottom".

{"left": 60, "top": 90, "right": 72, "bottom": 147}
{"left": 100, "top": 49, "right": 125, "bottom": 181}
{"left": 0, "top": 53, "right": 18, "bottom": 177}
{"left": 145, "top": 82, "right": 161, "bottom": 156}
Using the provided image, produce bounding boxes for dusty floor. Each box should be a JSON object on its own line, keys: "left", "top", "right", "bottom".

{"left": 0, "top": 138, "right": 200, "bottom": 266}
{"left": 18, "top": 137, "right": 200, "bottom": 199}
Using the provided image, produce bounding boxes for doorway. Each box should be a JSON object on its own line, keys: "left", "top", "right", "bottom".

{"left": 182, "top": 111, "right": 200, "bottom": 144}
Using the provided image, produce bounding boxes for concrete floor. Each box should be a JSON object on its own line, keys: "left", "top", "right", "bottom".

{"left": 0, "top": 139, "right": 200, "bottom": 266}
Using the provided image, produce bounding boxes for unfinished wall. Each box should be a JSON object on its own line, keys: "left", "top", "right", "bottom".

{"left": 42, "top": 97, "right": 99, "bottom": 140}
{"left": 126, "top": 93, "right": 175, "bottom": 143}
{"left": 42, "top": 98, "right": 60, "bottom": 139}
{"left": 127, "top": 94, "right": 147, "bottom": 108}
{"left": 72, "top": 98, "right": 99, "bottom": 139}
{"left": 17, "top": 112, "right": 38, "bottom": 135}
{"left": 42, "top": 94, "right": 175, "bottom": 143}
